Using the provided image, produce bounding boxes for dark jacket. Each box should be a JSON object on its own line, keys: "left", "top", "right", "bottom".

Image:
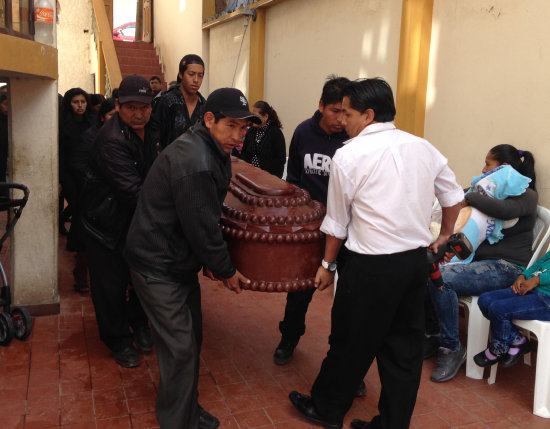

{"left": 124, "top": 123, "right": 235, "bottom": 282}
{"left": 286, "top": 110, "right": 348, "bottom": 206}
{"left": 468, "top": 188, "right": 538, "bottom": 267}
{"left": 238, "top": 123, "right": 286, "bottom": 178}
{"left": 151, "top": 86, "right": 205, "bottom": 150}
{"left": 80, "top": 113, "right": 158, "bottom": 251}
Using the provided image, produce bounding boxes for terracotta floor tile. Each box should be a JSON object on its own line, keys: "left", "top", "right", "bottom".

{"left": 274, "top": 417, "right": 314, "bottom": 428}
{"left": 436, "top": 406, "right": 478, "bottom": 426}
{"left": 127, "top": 396, "right": 156, "bottom": 415}
{"left": 224, "top": 394, "right": 263, "bottom": 414}
{"left": 94, "top": 399, "right": 129, "bottom": 420}
{"left": 60, "top": 401, "right": 95, "bottom": 426}
{"left": 200, "top": 399, "right": 233, "bottom": 418}
{"left": 95, "top": 415, "right": 132, "bottom": 429}
{"left": 130, "top": 412, "right": 160, "bottom": 429}
{"left": 0, "top": 415, "right": 24, "bottom": 429}
{"left": 0, "top": 399, "right": 27, "bottom": 417}
{"left": 93, "top": 386, "right": 126, "bottom": 404}
{"left": 60, "top": 422, "right": 97, "bottom": 429}
{"left": 123, "top": 380, "right": 156, "bottom": 399}
{"left": 264, "top": 404, "right": 298, "bottom": 423}
{"left": 198, "top": 386, "right": 223, "bottom": 403}
{"left": 24, "top": 411, "right": 60, "bottom": 429}
{"left": 410, "top": 412, "right": 451, "bottom": 428}
{"left": 463, "top": 401, "right": 506, "bottom": 423}
{"left": 507, "top": 411, "right": 550, "bottom": 429}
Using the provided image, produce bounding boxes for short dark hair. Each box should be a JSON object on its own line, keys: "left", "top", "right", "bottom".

{"left": 98, "top": 97, "right": 116, "bottom": 123}
{"left": 149, "top": 76, "right": 161, "bottom": 83}
{"left": 341, "top": 78, "right": 396, "bottom": 122}
{"left": 178, "top": 54, "right": 205, "bottom": 78}
{"left": 320, "top": 75, "right": 350, "bottom": 106}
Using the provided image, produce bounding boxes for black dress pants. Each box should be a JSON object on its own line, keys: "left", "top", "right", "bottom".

{"left": 130, "top": 269, "right": 202, "bottom": 429}
{"left": 85, "top": 235, "right": 148, "bottom": 351}
{"left": 311, "top": 247, "right": 427, "bottom": 429}
{"left": 279, "top": 246, "right": 350, "bottom": 343}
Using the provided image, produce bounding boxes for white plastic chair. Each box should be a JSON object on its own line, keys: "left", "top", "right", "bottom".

{"left": 485, "top": 205, "right": 550, "bottom": 418}
{"left": 459, "top": 205, "right": 550, "bottom": 380}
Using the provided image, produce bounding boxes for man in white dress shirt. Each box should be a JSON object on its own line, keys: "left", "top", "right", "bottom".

{"left": 289, "top": 78, "right": 464, "bottom": 429}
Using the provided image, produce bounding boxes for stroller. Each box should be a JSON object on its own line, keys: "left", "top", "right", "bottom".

{"left": 0, "top": 183, "right": 33, "bottom": 346}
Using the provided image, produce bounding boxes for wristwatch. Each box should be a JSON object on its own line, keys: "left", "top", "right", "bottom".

{"left": 321, "top": 259, "right": 337, "bottom": 272}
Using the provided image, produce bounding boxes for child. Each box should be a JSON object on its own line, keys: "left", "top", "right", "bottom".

{"left": 474, "top": 251, "right": 550, "bottom": 368}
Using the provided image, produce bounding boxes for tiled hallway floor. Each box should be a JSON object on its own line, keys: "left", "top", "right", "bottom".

{"left": 1, "top": 237, "right": 549, "bottom": 428}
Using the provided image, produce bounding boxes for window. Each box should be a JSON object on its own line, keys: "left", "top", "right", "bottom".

{"left": 0, "top": 0, "right": 34, "bottom": 38}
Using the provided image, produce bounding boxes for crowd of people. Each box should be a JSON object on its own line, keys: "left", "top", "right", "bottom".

{"left": 7, "top": 52, "right": 540, "bottom": 429}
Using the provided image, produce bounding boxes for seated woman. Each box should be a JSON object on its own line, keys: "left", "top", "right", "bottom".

{"left": 474, "top": 251, "right": 550, "bottom": 368}
{"left": 428, "top": 144, "right": 538, "bottom": 383}
{"left": 237, "top": 101, "right": 286, "bottom": 178}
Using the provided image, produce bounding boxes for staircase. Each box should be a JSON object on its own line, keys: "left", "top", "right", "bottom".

{"left": 114, "top": 41, "right": 165, "bottom": 86}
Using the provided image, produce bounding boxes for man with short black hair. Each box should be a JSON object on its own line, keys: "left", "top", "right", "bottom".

{"left": 149, "top": 75, "right": 162, "bottom": 97}
{"left": 152, "top": 55, "right": 206, "bottom": 150}
{"left": 274, "top": 75, "right": 352, "bottom": 365}
{"left": 81, "top": 74, "right": 158, "bottom": 368}
{"left": 289, "top": 78, "right": 464, "bottom": 429}
{"left": 124, "top": 88, "right": 260, "bottom": 429}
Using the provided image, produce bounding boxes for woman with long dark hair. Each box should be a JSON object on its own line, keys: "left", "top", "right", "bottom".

{"left": 238, "top": 100, "right": 286, "bottom": 178}
{"left": 59, "top": 87, "right": 93, "bottom": 293}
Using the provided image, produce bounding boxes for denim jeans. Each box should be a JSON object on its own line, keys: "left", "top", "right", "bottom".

{"left": 428, "top": 259, "right": 522, "bottom": 350}
{"left": 478, "top": 287, "right": 550, "bottom": 354}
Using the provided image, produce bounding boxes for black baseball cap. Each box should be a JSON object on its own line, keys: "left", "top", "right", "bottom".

{"left": 118, "top": 75, "right": 153, "bottom": 104}
{"left": 204, "top": 88, "right": 261, "bottom": 124}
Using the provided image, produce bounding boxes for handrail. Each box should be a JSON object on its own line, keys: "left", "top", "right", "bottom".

{"left": 90, "top": 0, "right": 122, "bottom": 94}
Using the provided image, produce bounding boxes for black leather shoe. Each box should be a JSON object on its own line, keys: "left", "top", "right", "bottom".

{"left": 133, "top": 326, "right": 153, "bottom": 352}
{"left": 199, "top": 405, "right": 219, "bottom": 429}
{"left": 473, "top": 348, "right": 503, "bottom": 367}
{"left": 289, "top": 391, "right": 342, "bottom": 429}
{"left": 501, "top": 341, "right": 531, "bottom": 368}
{"left": 351, "top": 419, "right": 371, "bottom": 429}
{"left": 355, "top": 380, "right": 367, "bottom": 397}
{"left": 113, "top": 345, "right": 140, "bottom": 368}
{"left": 274, "top": 338, "right": 297, "bottom": 365}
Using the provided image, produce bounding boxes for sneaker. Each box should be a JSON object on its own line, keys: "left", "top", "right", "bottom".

{"left": 199, "top": 405, "right": 220, "bottom": 429}
{"left": 430, "top": 344, "right": 466, "bottom": 382}
{"left": 133, "top": 326, "right": 153, "bottom": 352}
{"left": 273, "top": 338, "right": 297, "bottom": 365}
{"left": 113, "top": 345, "right": 141, "bottom": 368}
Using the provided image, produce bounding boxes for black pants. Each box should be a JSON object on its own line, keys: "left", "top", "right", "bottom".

{"left": 130, "top": 269, "right": 202, "bottom": 429}
{"left": 85, "top": 236, "right": 148, "bottom": 351}
{"left": 279, "top": 246, "right": 350, "bottom": 343}
{"left": 311, "top": 248, "right": 427, "bottom": 428}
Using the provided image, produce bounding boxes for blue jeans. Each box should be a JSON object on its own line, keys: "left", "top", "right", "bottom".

{"left": 428, "top": 259, "right": 522, "bottom": 350}
{"left": 478, "top": 287, "right": 550, "bottom": 354}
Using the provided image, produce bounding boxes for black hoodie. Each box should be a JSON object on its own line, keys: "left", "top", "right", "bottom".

{"left": 285, "top": 110, "right": 349, "bottom": 206}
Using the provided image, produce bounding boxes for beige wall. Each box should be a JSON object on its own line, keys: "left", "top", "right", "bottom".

{"left": 153, "top": 0, "right": 204, "bottom": 85}
{"left": 57, "top": 0, "right": 95, "bottom": 95}
{"left": 425, "top": 0, "right": 550, "bottom": 206}
{"left": 206, "top": 0, "right": 403, "bottom": 145}
{"left": 208, "top": 16, "right": 251, "bottom": 94}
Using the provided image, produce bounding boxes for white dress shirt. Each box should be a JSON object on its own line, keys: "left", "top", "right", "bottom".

{"left": 321, "top": 122, "right": 464, "bottom": 255}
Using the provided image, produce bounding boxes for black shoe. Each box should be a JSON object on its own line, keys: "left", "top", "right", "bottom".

{"left": 199, "top": 405, "right": 219, "bottom": 429}
{"left": 355, "top": 380, "right": 367, "bottom": 397}
{"left": 113, "top": 345, "right": 140, "bottom": 368}
{"left": 423, "top": 335, "right": 440, "bottom": 359}
{"left": 288, "top": 391, "right": 342, "bottom": 429}
{"left": 473, "top": 348, "right": 503, "bottom": 367}
{"left": 351, "top": 419, "right": 371, "bottom": 429}
{"left": 73, "top": 283, "right": 89, "bottom": 293}
{"left": 501, "top": 341, "right": 531, "bottom": 368}
{"left": 133, "top": 326, "right": 153, "bottom": 353}
{"left": 274, "top": 338, "right": 297, "bottom": 365}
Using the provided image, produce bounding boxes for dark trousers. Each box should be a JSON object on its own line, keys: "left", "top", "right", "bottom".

{"left": 130, "top": 269, "right": 202, "bottom": 429}
{"left": 311, "top": 248, "right": 427, "bottom": 428}
{"left": 85, "top": 236, "right": 148, "bottom": 351}
{"left": 279, "top": 246, "right": 350, "bottom": 343}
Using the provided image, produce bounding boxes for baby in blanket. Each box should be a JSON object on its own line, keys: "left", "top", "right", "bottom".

{"left": 451, "top": 164, "right": 531, "bottom": 263}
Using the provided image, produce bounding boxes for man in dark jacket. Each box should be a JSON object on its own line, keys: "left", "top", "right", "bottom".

{"left": 152, "top": 54, "right": 206, "bottom": 150}
{"left": 124, "top": 88, "right": 259, "bottom": 429}
{"left": 81, "top": 75, "right": 158, "bottom": 368}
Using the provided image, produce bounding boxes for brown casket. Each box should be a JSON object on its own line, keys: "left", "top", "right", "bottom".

{"left": 221, "top": 157, "right": 326, "bottom": 292}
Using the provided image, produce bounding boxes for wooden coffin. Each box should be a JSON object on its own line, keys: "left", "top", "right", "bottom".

{"left": 221, "top": 158, "right": 325, "bottom": 292}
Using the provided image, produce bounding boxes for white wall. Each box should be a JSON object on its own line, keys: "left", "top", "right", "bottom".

{"left": 205, "top": 0, "right": 403, "bottom": 146}
{"left": 263, "top": 0, "right": 402, "bottom": 144}
{"left": 425, "top": 0, "right": 550, "bottom": 205}
{"left": 57, "top": 0, "right": 94, "bottom": 95}
{"left": 208, "top": 16, "right": 250, "bottom": 94}
{"left": 153, "top": 0, "right": 204, "bottom": 85}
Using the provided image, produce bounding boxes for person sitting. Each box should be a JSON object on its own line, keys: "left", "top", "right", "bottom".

{"left": 474, "top": 250, "right": 550, "bottom": 368}
{"left": 237, "top": 101, "right": 286, "bottom": 178}
{"left": 428, "top": 144, "right": 538, "bottom": 382}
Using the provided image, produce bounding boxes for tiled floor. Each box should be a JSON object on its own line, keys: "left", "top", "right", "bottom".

{"left": 1, "top": 236, "right": 550, "bottom": 428}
